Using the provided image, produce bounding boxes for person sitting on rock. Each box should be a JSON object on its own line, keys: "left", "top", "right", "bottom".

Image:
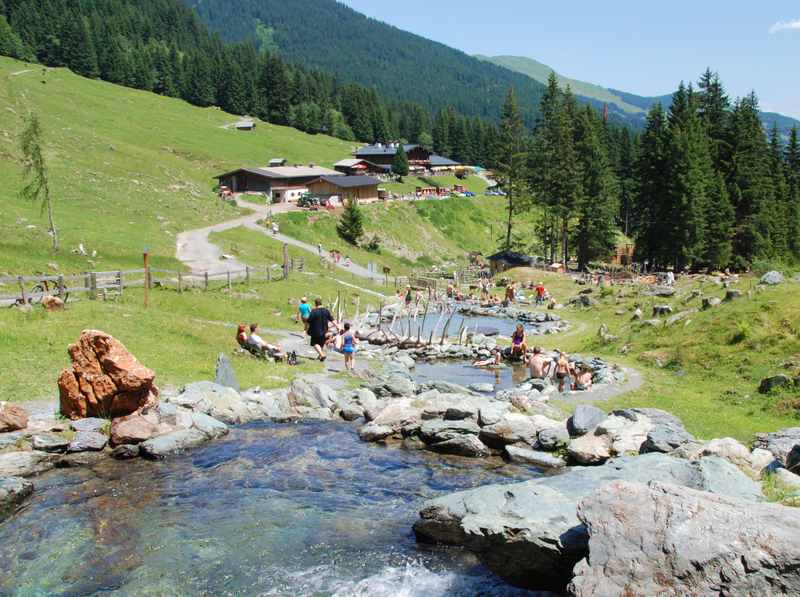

{"left": 575, "top": 364, "right": 594, "bottom": 391}
{"left": 473, "top": 348, "right": 502, "bottom": 368}
{"left": 236, "top": 324, "right": 249, "bottom": 349}
{"left": 248, "top": 323, "right": 287, "bottom": 362}
{"left": 528, "top": 346, "right": 548, "bottom": 379}
{"left": 511, "top": 324, "right": 528, "bottom": 359}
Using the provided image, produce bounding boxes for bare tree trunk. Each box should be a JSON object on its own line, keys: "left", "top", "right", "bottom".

{"left": 45, "top": 187, "right": 58, "bottom": 252}
{"left": 505, "top": 185, "right": 514, "bottom": 250}
{"left": 562, "top": 217, "right": 568, "bottom": 269}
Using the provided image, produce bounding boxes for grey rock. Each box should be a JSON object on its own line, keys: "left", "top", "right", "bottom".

{"left": 537, "top": 426, "right": 570, "bottom": 451}
{"left": 787, "top": 445, "right": 800, "bottom": 474}
{"left": 467, "top": 383, "right": 495, "bottom": 394}
{"left": 701, "top": 296, "right": 722, "bottom": 310}
{"left": 443, "top": 405, "right": 477, "bottom": 421}
{"left": 67, "top": 431, "right": 108, "bottom": 452}
{"left": 569, "top": 480, "right": 800, "bottom": 597}
{"left": 428, "top": 435, "right": 489, "bottom": 458}
{"left": 479, "top": 413, "right": 540, "bottom": 448}
{"left": 31, "top": 433, "right": 70, "bottom": 453}
{"left": 339, "top": 404, "right": 364, "bottom": 422}
{"left": 139, "top": 429, "right": 209, "bottom": 460}
{"left": 0, "top": 476, "right": 34, "bottom": 522}
{"left": 570, "top": 294, "right": 598, "bottom": 308}
{"left": 354, "top": 388, "right": 378, "bottom": 407}
{"left": 70, "top": 417, "right": 108, "bottom": 434}
{"left": 774, "top": 467, "right": 800, "bottom": 490}
{"left": 635, "top": 408, "right": 695, "bottom": 453}
{"left": 413, "top": 453, "right": 762, "bottom": 592}
{"left": 111, "top": 444, "right": 140, "bottom": 460}
{"left": 567, "top": 405, "right": 605, "bottom": 437}
{"left": 759, "top": 374, "right": 794, "bottom": 394}
{"left": 190, "top": 412, "right": 229, "bottom": 439}
{"left": 753, "top": 427, "right": 800, "bottom": 464}
{"left": 760, "top": 270, "right": 784, "bottom": 285}
{"left": 647, "top": 286, "right": 676, "bottom": 297}
{"left": 0, "top": 451, "right": 59, "bottom": 477}
{"left": 357, "top": 423, "right": 394, "bottom": 442}
{"left": 214, "top": 352, "right": 240, "bottom": 391}
{"left": 420, "top": 380, "right": 469, "bottom": 395}
{"left": 478, "top": 402, "right": 511, "bottom": 427}
{"left": 393, "top": 354, "right": 416, "bottom": 369}
{"left": 567, "top": 432, "right": 612, "bottom": 465}
{"left": 419, "top": 419, "right": 481, "bottom": 444}
{"left": 724, "top": 289, "right": 743, "bottom": 301}
{"left": 0, "top": 431, "right": 24, "bottom": 451}
{"left": 505, "top": 445, "right": 566, "bottom": 468}
{"left": 652, "top": 304, "right": 673, "bottom": 317}
{"left": 56, "top": 451, "right": 107, "bottom": 468}
{"left": 380, "top": 376, "right": 416, "bottom": 397}
{"left": 171, "top": 381, "right": 250, "bottom": 424}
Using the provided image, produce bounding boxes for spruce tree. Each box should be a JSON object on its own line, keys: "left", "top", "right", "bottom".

{"left": 768, "top": 124, "right": 790, "bottom": 257}
{"left": 61, "top": 12, "right": 99, "bottom": 78}
{"left": 703, "top": 172, "right": 735, "bottom": 270}
{"left": 392, "top": 143, "right": 410, "bottom": 176}
{"left": 337, "top": 199, "right": 365, "bottom": 245}
{"left": 495, "top": 88, "right": 528, "bottom": 250}
{"left": 697, "top": 69, "right": 730, "bottom": 171}
{"left": 786, "top": 126, "right": 800, "bottom": 256}
{"left": 574, "top": 106, "right": 619, "bottom": 269}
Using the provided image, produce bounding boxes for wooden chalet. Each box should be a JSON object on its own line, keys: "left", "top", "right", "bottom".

{"left": 334, "top": 158, "right": 391, "bottom": 176}
{"left": 354, "top": 143, "right": 431, "bottom": 170}
{"left": 214, "top": 165, "right": 340, "bottom": 203}
{"left": 487, "top": 250, "right": 536, "bottom": 274}
{"left": 307, "top": 175, "right": 380, "bottom": 204}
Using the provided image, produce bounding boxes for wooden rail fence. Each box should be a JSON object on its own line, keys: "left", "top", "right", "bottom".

{"left": 0, "top": 257, "right": 305, "bottom": 305}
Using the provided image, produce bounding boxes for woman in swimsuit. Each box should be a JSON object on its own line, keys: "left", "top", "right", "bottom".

{"left": 511, "top": 324, "right": 527, "bottom": 358}
{"left": 341, "top": 322, "right": 358, "bottom": 372}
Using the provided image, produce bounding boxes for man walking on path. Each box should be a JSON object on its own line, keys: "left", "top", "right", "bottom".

{"left": 307, "top": 297, "right": 338, "bottom": 361}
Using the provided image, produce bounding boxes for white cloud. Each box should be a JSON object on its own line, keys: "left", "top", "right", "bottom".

{"left": 769, "top": 19, "right": 800, "bottom": 34}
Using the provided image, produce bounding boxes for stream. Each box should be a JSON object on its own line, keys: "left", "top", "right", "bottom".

{"left": 0, "top": 421, "right": 538, "bottom": 596}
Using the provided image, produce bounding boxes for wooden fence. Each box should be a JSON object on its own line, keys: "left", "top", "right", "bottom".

{"left": 0, "top": 257, "right": 305, "bottom": 305}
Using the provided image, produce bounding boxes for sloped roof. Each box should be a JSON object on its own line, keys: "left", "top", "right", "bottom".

{"left": 429, "top": 154, "right": 460, "bottom": 167}
{"left": 355, "top": 143, "right": 421, "bottom": 156}
{"left": 214, "top": 165, "right": 340, "bottom": 180}
{"left": 487, "top": 250, "right": 535, "bottom": 266}
{"left": 317, "top": 175, "right": 380, "bottom": 188}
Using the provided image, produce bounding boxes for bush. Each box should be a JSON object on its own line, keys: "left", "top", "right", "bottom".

{"left": 336, "top": 200, "right": 364, "bottom": 245}
{"left": 365, "top": 235, "right": 381, "bottom": 253}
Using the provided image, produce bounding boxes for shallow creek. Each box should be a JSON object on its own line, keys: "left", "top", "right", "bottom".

{"left": 0, "top": 421, "right": 539, "bottom": 596}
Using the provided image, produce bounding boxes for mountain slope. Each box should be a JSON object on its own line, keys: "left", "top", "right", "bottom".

{"left": 479, "top": 54, "right": 800, "bottom": 134}
{"left": 184, "top": 0, "right": 547, "bottom": 124}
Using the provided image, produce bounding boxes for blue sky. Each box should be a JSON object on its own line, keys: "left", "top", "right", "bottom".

{"left": 341, "top": 0, "right": 800, "bottom": 118}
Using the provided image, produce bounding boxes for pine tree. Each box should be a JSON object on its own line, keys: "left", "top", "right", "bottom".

{"left": 574, "top": 106, "right": 619, "bottom": 269}
{"left": 495, "top": 88, "right": 528, "bottom": 250}
{"left": 768, "top": 124, "right": 790, "bottom": 257}
{"left": 337, "top": 199, "right": 365, "bottom": 245}
{"left": 786, "top": 126, "right": 800, "bottom": 257}
{"left": 392, "top": 143, "right": 409, "bottom": 176}
{"left": 60, "top": 12, "right": 98, "bottom": 78}
{"left": 0, "top": 14, "right": 30, "bottom": 59}
{"left": 703, "top": 172, "right": 734, "bottom": 270}
{"left": 697, "top": 69, "right": 730, "bottom": 171}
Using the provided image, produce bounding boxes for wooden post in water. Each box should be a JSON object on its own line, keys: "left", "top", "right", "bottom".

{"left": 143, "top": 250, "right": 150, "bottom": 309}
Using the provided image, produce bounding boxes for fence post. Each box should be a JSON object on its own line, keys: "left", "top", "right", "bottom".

{"left": 89, "top": 272, "right": 97, "bottom": 300}
{"left": 204, "top": 272, "right": 209, "bottom": 291}
{"left": 177, "top": 272, "right": 183, "bottom": 293}
{"left": 245, "top": 265, "right": 250, "bottom": 285}
{"left": 283, "top": 243, "right": 289, "bottom": 280}
{"left": 227, "top": 271, "right": 232, "bottom": 291}
{"left": 18, "top": 276, "right": 26, "bottom": 304}
{"left": 117, "top": 271, "right": 124, "bottom": 296}
{"left": 267, "top": 267, "right": 272, "bottom": 282}
{"left": 57, "top": 275, "right": 65, "bottom": 299}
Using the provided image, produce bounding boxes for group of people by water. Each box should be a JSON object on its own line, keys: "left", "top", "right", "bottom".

{"left": 298, "top": 296, "right": 358, "bottom": 370}
{"left": 473, "top": 334, "right": 594, "bottom": 394}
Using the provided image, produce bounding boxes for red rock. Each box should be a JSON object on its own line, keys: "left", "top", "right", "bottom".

{"left": 58, "top": 330, "right": 159, "bottom": 420}
{"left": 110, "top": 414, "right": 159, "bottom": 446}
{"left": 0, "top": 402, "right": 29, "bottom": 432}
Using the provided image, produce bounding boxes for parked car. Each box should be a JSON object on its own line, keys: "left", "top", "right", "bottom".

{"left": 298, "top": 193, "right": 322, "bottom": 208}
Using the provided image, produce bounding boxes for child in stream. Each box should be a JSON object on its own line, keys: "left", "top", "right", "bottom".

{"left": 339, "top": 322, "right": 358, "bottom": 372}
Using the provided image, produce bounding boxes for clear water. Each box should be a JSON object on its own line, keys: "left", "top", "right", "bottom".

{"left": 0, "top": 421, "right": 538, "bottom": 596}
{"left": 412, "top": 360, "right": 531, "bottom": 392}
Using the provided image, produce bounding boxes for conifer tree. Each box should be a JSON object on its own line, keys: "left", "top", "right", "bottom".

{"left": 337, "top": 198, "right": 365, "bottom": 245}
{"left": 19, "top": 112, "right": 58, "bottom": 252}
{"left": 392, "top": 143, "right": 410, "bottom": 176}
{"left": 703, "top": 172, "right": 735, "bottom": 270}
{"left": 574, "top": 106, "right": 619, "bottom": 269}
{"left": 495, "top": 88, "right": 528, "bottom": 250}
{"left": 697, "top": 68, "right": 730, "bottom": 171}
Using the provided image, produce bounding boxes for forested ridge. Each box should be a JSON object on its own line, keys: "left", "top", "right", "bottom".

{"left": 184, "top": 0, "right": 548, "bottom": 125}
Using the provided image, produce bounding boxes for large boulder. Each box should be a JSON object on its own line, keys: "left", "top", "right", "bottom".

{"left": 418, "top": 419, "right": 480, "bottom": 444}
{"left": 752, "top": 427, "right": 800, "bottom": 464}
{"left": 636, "top": 408, "right": 695, "bottom": 453}
{"left": 505, "top": 445, "right": 566, "bottom": 469}
{"left": 168, "top": 382, "right": 251, "bottom": 424}
{"left": 0, "top": 451, "right": 59, "bottom": 477}
{"left": 429, "top": 435, "right": 490, "bottom": 458}
{"left": 567, "top": 405, "right": 605, "bottom": 437}
{"left": 569, "top": 480, "right": 800, "bottom": 596}
{"left": 57, "top": 330, "right": 159, "bottom": 419}
{"left": 479, "top": 413, "right": 541, "bottom": 448}
{"left": 413, "top": 453, "right": 762, "bottom": 592}
{"left": 67, "top": 431, "right": 108, "bottom": 453}
{"left": 0, "top": 402, "right": 29, "bottom": 432}
{"left": 70, "top": 417, "right": 108, "bottom": 434}
{"left": 139, "top": 429, "right": 209, "bottom": 460}
{"left": 702, "top": 437, "right": 753, "bottom": 469}
{"left": 760, "top": 270, "right": 785, "bottom": 285}
{"left": 31, "top": 433, "right": 70, "bottom": 453}
{"left": 567, "top": 432, "right": 612, "bottom": 465}
{"left": 0, "top": 476, "right": 34, "bottom": 522}
{"left": 109, "top": 414, "right": 160, "bottom": 446}
{"left": 759, "top": 374, "right": 794, "bottom": 394}
{"left": 214, "top": 352, "right": 239, "bottom": 391}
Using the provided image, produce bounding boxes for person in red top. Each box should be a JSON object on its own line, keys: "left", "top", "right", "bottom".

{"left": 535, "top": 282, "right": 546, "bottom": 306}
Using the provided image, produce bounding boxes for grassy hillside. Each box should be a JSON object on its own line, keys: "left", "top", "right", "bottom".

{"left": 502, "top": 269, "right": 800, "bottom": 441}
{"left": 0, "top": 56, "right": 355, "bottom": 275}
{"left": 273, "top": 198, "right": 537, "bottom": 275}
